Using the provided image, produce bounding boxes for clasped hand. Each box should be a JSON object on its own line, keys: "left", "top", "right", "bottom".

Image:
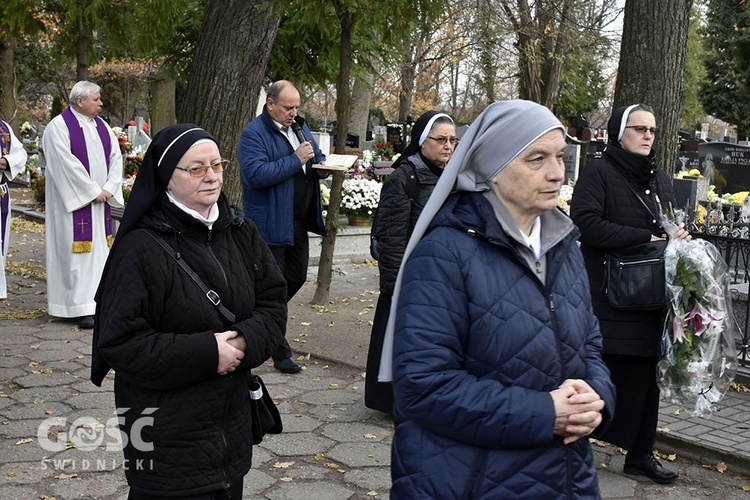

{"left": 215, "top": 330, "right": 246, "bottom": 375}
{"left": 550, "top": 379, "right": 604, "bottom": 445}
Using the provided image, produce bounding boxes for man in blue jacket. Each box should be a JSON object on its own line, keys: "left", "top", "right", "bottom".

{"left": 237, "top": 80, "right": 328, "bottom": 373}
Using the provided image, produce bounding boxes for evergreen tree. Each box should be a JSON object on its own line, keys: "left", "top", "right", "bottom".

{"left": 701, "top": 0, "right": 750, "bottom": 139}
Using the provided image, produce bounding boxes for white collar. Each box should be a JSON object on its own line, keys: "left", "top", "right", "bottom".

{"left": 166, "top": 192, "right": 220, "bottom": 228}
{"left": 520, "top": 217, "right": 542, "bottom": 260}
{"left": 70, "top": 107, "right": 96, "bottom": 123}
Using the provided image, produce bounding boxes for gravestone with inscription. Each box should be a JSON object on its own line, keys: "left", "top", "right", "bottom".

{"left": 698, "top": 142, "right": 750, "bottom": 194}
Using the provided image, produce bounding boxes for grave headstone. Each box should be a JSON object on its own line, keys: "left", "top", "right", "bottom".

{"left": 563, "top": 144, "right": 580, "bottom": 183}
{"left": 699, "top": 142, "right": 750, "bottom": 194}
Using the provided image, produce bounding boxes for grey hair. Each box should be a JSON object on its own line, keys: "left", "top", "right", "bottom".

{"left": 430, "top": 115, "right": 454, "bottom": 131}
{"left": 69, "top": 81, "right": 101, "bottom": 106}
{"left": 627, "top": 104, "right": 655, "bottom": 119}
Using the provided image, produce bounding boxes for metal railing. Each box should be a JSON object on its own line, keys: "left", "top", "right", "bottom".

{"left": 693, "top": 204, "right": 750, "bottom": 366}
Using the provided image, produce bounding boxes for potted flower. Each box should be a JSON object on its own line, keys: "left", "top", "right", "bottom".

{"left": 373, "top": 140, "right": 395, "bottom": 160}
{"left": 340, "top": 177, "right": 382, "bottom": 226}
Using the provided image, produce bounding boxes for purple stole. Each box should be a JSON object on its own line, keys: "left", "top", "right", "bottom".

{"left": 61, "top": 108, "right": 113, "bottom": 253}
{"left": 0, "top": 121, "right": 10, "bottom": 257}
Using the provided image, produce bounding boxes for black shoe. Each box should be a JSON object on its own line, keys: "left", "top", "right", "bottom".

{"left": 274, "top": 357, "right": 302, "bottom": 374}
{"left": 77, "top": 316, "right": 95, "bottom": 329}
{"left": 623, "top": 453, "right": 678, "bottom": 484}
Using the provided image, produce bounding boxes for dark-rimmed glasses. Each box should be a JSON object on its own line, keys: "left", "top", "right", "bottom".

{"left": 428, "top": 136, "right": 459, "bottom": 146}
{"left": 175, "top": 159, "right": 229, "bottom": 177}
{"left": 625, "top": 126, "right": 657, "bottom": 135}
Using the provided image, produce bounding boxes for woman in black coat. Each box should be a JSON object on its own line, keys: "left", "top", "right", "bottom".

{"left": 91, "top": 124, "right": 287, "bottom": 499}
{"left": 571, "top": 104, "right": 690, "bottom": 485}
{"left": 364, "top": 111, "right": 456, "bottom": 413}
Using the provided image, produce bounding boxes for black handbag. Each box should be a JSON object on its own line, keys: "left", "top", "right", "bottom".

{"left": 249, "top": 374, "right": 283, "bottom": 444}
{"left": 604, "top": 239, "right": 668, "bottom": 310}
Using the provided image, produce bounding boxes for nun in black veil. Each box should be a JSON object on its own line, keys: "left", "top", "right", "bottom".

{"left": 91, "top": 124, "right": 287, "bottom": 499}
{"left": 364, "top": 111, "right": 456, "bottom": 413}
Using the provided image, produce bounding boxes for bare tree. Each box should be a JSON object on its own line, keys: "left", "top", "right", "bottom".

{"left": 179, "top": 0, "right": 281, "bottom": 204}
{"left": 614, "top": 0, "right": 693, "bottom": 174}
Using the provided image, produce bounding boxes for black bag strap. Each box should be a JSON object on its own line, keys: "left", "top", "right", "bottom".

{"left": 612, "top": 167, "right": 661, "bottom": 220}
{"left": 140, "top": 229, "right": 236, "bottom": 323}
{"left": 401, "top": 162, "right": 420, "bottom": 202}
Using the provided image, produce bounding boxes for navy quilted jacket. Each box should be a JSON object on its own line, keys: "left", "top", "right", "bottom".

{"left": 96, "top": 194, "right": 287, "bottom": 496}
{"left": 391, "top": 192, "right": 615, "bottom": 499}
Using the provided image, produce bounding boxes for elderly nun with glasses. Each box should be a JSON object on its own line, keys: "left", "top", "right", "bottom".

{"left": 91, "top": 124, "right": 287, "bottom": 499}
{"left": 571, "top": 105, "right": 689, "bottom": 485}
{"left": 365, "top": 110, "right": 456, "bottom": 413}
{"left": 380, "top": 101, "right": 615, "bottom": 499}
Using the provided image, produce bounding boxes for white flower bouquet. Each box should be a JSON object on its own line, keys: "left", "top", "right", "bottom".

{"left": 657, "top": 235, "right": 738, "bottom": 417}
{"left": 341, "top": 178, "right": 381, "bottom": 218}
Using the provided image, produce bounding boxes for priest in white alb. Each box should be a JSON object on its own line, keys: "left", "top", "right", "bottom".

{"left": 42, "top": 81, "right": 123, "bottom": 329}
{"left": 1, "top": 120, "right": 28, "bottom": 299}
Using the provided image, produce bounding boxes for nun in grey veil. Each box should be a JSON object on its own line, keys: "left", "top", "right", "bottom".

{"left": 382, "top": 100, "right": 615, "bottom": 499}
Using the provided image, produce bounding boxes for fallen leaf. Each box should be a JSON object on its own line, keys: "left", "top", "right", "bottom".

{"left": 742, "top": 485, "right": 750, "bottom": 492}
{"left": 280, "top": 477, "right": 293, "bottom": 482}
{"left": 300, "top": 322, "right": 311, "bottom": 326}
{"left": 367, "top": 492, "right": 379, "bottom": 496}
{"left": 364, "top": 434, "right": 377, "bottom": 440}
{"left": 273, "top": 461, "right": 295, "bottom": 469}
{"left": 323, "top": 462, "right": 339, "bottom": 469}
{"left": 716, "top": 462, "right": 727, "bottom": 473}
{"left": 314, "top": 453, "right": 327, "bottom": 461}
{"left": 54, "top": 473, "right": 78, "bottom": 480}
{"left": 15, "top": 438, "right": 33, "bottom": 445}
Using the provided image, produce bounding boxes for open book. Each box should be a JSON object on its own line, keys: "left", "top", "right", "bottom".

{"left": 313, "top": 154, "right": 359, "bottom": 171}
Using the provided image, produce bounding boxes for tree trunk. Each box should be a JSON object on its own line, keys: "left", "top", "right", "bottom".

{"left": 179, "top": 0, "right": 281, "bottom": 206}
{"left": 150, "top": 76, "right": 176, "bottom": 137}
{"left": 614, "top": 0, "right": 693, "bottom": 175}
{"left": 348, "top": 69, "right": 375, "bottom": 146}
{"left": 0, "top": 39, "right": 17, "bottom": 124}
{"left": 76, "top": 15, "right": 89, "bottom": 81}
{"left": 312, "top": 8, "right": 356, "bottom": 306}
{"left": 398, "top": 43, "right": 416, "bottom": 123}
{"left": 539, "top": 0, "right": 572, "bottom": 109}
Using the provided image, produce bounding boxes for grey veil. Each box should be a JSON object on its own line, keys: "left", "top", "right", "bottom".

{"left": 378, "top": 100, "right": 565, "bottom": 382}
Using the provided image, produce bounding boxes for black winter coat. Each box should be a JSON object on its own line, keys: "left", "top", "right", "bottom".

{"left": 374, "top": 153, "right": 440, "bottom": 294}
{"left": 571, "top": 144, "right": 676, "bottom": 357}
{"left": 95, "top": 194, "right": 287, "bottom": 496}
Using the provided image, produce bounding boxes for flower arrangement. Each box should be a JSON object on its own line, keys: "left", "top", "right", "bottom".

{"left": 674, "top": 168, "right": 703, "bottom": 179}
{"left": 340, "top": 177, "right": 382, "bottom": 218}
{"left": 320, "top": 184, "right": 330, "bottom": 207}
{"left": 657, "top": 227, "right": 737, "bottom": 417}
{"left": 558, "top": 183, "right": 574, "bottom": 214}
{"left": 114, "top": 128, "right": 144, "bottom": 202}
{"left": 372, "top": 140, "right": 395, "bottom": 160}
{"left": 707, "top": 185, "right": 750, "bottom": 205}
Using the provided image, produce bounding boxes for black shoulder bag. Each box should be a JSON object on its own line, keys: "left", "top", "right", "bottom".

{"left": 141, "top": 229, "right": 282, "bottom": 444}
{"left": 603, "top": 177, "right": 669, "bottom": 310}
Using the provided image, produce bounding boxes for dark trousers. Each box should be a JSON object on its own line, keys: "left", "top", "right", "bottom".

{"left": 599, "top": 354, "right": 660, "bottom": 455}
{"left": 128, "top": 479, "right": 243, "bottom": 500}
{"left": 268, "top": 219, "right": 310, "bottom": 361}
{"left": 365, "top": 293, "right": 394, "bottom": 413}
